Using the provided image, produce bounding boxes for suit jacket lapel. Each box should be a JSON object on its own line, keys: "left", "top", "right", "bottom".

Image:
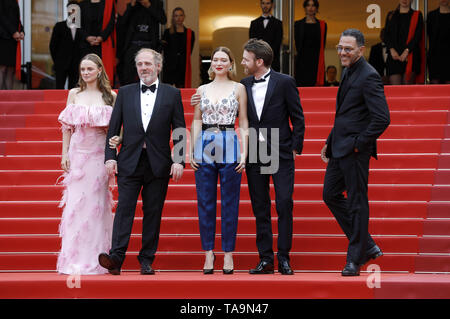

{"left": 244, "top": 78, "right": 258, "bottom": 121}
{"left": 336, "top": 68, "right": 348, "bottom": 111}
{"left": 337, "top": 59, "right": 364, "bottom": 111}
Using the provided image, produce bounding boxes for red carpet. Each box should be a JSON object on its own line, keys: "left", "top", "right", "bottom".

{"left": 0, "top": 85, "right": 450, "bottom": 299}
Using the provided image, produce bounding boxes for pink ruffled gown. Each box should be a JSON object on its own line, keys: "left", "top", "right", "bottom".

{"left": 57, "top": 104, "right": 114, "bottom": 275}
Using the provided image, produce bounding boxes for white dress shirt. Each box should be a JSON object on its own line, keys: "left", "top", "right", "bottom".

{"left": 252, "top": 69, "right": 271, "bottom": 120}
{"left": 140, "top": 79, "right": 159, "bottom": 132}
{"left": 262, "top": 14, "right": 271, "bottom": 28}
{"left": 252, "top": 69, "right": 271, "bottom": 141}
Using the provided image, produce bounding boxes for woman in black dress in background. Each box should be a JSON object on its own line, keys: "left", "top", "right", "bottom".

{"left": 0, "top": 0, "right": 23, "bottom": 90}
{"left": 162, "top": 7, "right": 195, "bottom": 88}
{"left": 427, "top": 0, "right": 450, "bottom": 84}
{"left": 294, "top": 0, "right": 327, "bottom": 87}
{"left": 384, "top": 0, "right": 424, "bottom": 85}
{"left": 78, "top": 0, "right": 115, "bottom": 58}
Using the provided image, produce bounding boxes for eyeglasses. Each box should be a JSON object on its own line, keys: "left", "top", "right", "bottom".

{"left": 336, "top": 45, "right": 356, "bottom": 53}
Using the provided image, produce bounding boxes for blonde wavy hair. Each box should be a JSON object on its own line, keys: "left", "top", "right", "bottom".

{"left": 77, "top": 53, "right": 114, "bottom": 106}
{"left": 208, "top": 46, "right": 236, "bottom": 81}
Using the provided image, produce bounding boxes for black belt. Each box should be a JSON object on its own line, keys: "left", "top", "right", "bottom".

{"left": 202, "top": 124, "right": 235, "bottom": 131}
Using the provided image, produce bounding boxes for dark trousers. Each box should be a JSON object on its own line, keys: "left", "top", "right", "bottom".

{"left": 109, "top": 150, "right": 169, "bottom": 267}
{"left": 55, "top": 65, "right": 79, "bottom": 89}
{"left": 246, "top": 159, "right": 295, "bottom": 264}
{"left": 323, "top": 151, "right": 377, "bottom": 264}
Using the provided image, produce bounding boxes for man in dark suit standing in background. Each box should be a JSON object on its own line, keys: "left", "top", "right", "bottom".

{"left": 49, "top": 1, "right": 82, "bottom": 89}
{"left": 117, "top": 0, "right": 167, "bottom": 85}
{"left": 249, "top": 0, "right": 283, "bottom": 72}
{"left": 321, "top": 29, "right": 390, "bottom": 276}
{"left": 368, "top": 28, "right": 389, "bottom": 85}
{"left": 99, "top": 48, "right": 186, "bottom": 275}
{"left": 241, "top": 39, "right": 305, "bottom": 275}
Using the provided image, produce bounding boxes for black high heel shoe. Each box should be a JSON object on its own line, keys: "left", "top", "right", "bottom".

{"left": 222, "top": 269, "right": 234, "bottom": 275}
{"left": 203, "top": 252, "right": 215, "bottom": 274}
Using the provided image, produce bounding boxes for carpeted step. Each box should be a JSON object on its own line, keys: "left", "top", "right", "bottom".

{"left": 0, "top": 168, "right": 436, "bottom": 186}
{"left": 415, "top": 255, "right": 450, "bottom": 273}
{"left": 422, "top": 219, "right": 450, "bottom": 235}
{"left": 0, "top": 217, "right": 423, "bottom": 236}
{"left": 0, "top": 252, "right": 418, "bottom": 272}
{"left": 1, "top": 125, "right": 447, "bottom": 142}
{"left": 0, "top": 184, "right": 435, "bottom": 202}
{"left": 0, "top": 200, "right": 428, "bottom": 219}
{"left": 0, "top": 234, "right": 419, "bottom": 254}
{"left": 0, "top": 139, "right": 443, "bottom": 156}
{"left": 419, "top": 237, "right": 450, "bottom": 253}
{"left": 0, "top": 154, "right": 444, "bottom": 170}
{"left": 426, "top": 202, "right": 450, "bottom": 218}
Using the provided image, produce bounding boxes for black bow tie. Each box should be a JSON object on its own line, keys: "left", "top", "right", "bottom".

{"left": 253, "top": 72, "right": 271, "bottom": 84}
{"left": 141, "top": 84, "right": 156, "bottom": 93}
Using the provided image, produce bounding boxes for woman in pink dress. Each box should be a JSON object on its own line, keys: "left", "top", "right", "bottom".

{"left": 57, "top": 53, "right": 116, "bottom": 275}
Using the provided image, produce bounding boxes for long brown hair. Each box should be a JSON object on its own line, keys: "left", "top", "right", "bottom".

{"left": 169, "top": 7, "right": 185, "bottom": 35}
{"left": 77, "top": 53, "right": 114, "bottom": 106}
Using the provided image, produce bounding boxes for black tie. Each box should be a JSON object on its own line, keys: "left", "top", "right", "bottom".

{"left": 253, "top": 72, "right": 271, "bottom": 84}
{"left": 142, "top": 84, "right": 156, "bottom": 93}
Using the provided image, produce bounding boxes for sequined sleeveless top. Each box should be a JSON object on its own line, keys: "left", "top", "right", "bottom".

{"left": 200, "top": 84, "right": 239, "bottom": 125}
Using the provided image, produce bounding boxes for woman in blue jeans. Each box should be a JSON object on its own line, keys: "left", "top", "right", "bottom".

{"left": 190, "top": 46, "right": 248, "bottom": 274}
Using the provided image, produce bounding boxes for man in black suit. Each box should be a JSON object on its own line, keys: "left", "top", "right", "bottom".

{"left": 321, "top": 29, "right": 390, "bottom": 276}
{"left": 99, "top": 48, "right": 186, "bottom": 275}
{"left": 241, "top": 39, "right": 305, "bottom": 275}
{"left": 117, "top": 0, "right": 167, "bottom": 85}
{"left": 249, "top": 0, "right": 283, "bottom": 72}
{"left": 368, "top": 28, "right": 389, "bottom": 85}
{"left": 324, "top": 65, "right": 339, "bottom": 87}
{"left": 49, "top": 1, "right": 81, "bottom": 89}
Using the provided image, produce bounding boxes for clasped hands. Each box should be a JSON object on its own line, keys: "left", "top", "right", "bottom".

{"left": 390, "top": 48, "right": 409, "bottom": 62}
{"left": 131, "top": 0, "right": 151, "bottom": 7}
{"left": 86, "top": 36, "right": 103, "bottom": 46}
{"left": 13, "top": 32, "right": 24, "bottom": 42}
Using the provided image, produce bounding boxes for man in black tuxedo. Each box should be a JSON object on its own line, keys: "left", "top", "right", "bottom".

{"left": 321, "top": 29, "right": 390, "bottom": 276}
{"left": 99, "top": 48, "right": 186, "bottom": 275}
{"left": 368, "top": 28, "right": 389, "bottom": 85}
{"left": 241, "top": 39, "right": 305, "bottom": 275}
{"left": 49, "top": 1, "right": 82, "bottom": 89}
{"left": 249, "top": 0, "right": 283, "bottom": 72}
{"left": 324, "top": 65, "right": 340, "bottom": 87}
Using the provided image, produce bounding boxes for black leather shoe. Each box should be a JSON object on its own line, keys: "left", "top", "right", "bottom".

{"left": 249, "top": 260, "right": 274, "bottom": 274}
{"left": 140, "top": 262, "right": 155, "bottom": 275}
{"left": 278, "top": 260, "right": 294, "bottom": 275}
{"left": 360, "top": 245, "right": 383, "bottom": 265}
{"left": 341, "top": 262, "right": 360, "bottom": 276}
{"left": 98, "top": 253, "right": 120, "bottom": 275}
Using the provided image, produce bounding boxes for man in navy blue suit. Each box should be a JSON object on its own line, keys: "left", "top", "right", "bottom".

{"left": 241, "top": 39, "right": 305, "bottom": 275}
{"left": 321, "top": 29, "right": 390, "bottom": 276}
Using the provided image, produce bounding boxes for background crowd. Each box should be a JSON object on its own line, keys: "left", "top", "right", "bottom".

{"left": 0, "top": 0, "right": 449, "bottom": 90}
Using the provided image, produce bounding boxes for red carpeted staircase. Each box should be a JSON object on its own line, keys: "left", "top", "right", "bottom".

{"left": 1, "top": 85, "right": 450, "bottom": 299}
